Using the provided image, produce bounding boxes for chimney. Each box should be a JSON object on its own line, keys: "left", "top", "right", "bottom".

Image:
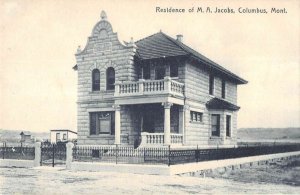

{"left": 176, "top": 34, "right": 183, "bottom": 42}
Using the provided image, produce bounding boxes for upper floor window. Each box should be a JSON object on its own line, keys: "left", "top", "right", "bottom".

{"left": 106, "top": 67, "right": 115, "bottom": 90}
{"left": 92, "top": 69, "right": 100, "bottom": 91}
{"left": 211, "top": 114, "right": 220, "bottom": 137}
{"left": 222, "top": 80, "right": 226, "bottom": 99}
{"left": 142, "top": 65, "right": 150, "bottom": 80}
{"left": 170, "top": 64, "right": 178, "bottom": 77}
{"left": 209, "top": 74, "right": 214, "bottom": 95}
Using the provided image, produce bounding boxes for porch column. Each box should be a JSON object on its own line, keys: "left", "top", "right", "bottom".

{"left": 113, "top": 104, "right": 121, "bottom": 145}
{"left": 162, "top": 102, "right": 173, "bottom": 145}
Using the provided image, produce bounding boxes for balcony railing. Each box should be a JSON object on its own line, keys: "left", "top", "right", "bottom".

{"left": 140, "top": 132, "right": 183, "bottom": 146}
{"left": 114, "top": 77, "right": 184, "bottom": 97}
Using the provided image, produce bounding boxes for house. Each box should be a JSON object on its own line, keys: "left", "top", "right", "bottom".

{"left": 73, "top": 11, "right": 247, "bottom": 148}
{"left": 20, "top": 131, "right": 32, "bottom": 143}
{"left": 50, "top": 129, "right": 77, "bottom": 143}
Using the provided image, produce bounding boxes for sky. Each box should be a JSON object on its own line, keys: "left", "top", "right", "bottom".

{"left": 0, "top": 0, "right": 299, "bottom": 132}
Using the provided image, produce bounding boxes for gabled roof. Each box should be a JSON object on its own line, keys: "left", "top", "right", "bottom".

{"left": 206, "top": 97, "right": 240, "bottom": 111}
{"left": 135, "top": 32, "right": 247, "bottom": 84}
{"left": 20, "top": 131, "right": 31, "bottom": 136}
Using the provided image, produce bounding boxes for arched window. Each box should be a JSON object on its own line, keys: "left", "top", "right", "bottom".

{"left": 92, "top": 69, "right": 100, "bottom": 91}
{"left": 106, "top": 67, "right": 115, "bottom": 90}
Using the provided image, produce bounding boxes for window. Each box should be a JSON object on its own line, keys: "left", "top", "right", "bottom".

{"left": 142, "top": 65, "right": 150, "bottom": 79}
{"left": 106, "top": 67, "right": 115, "bottom": 90}
{"left": 222, "top": 80, "right": 226, "bottom": 99}
{"left": 190, "top": 111, "right": 203, "bottom": 122}
{"left": 56, "top": 133, "right": 60, "bottom": 142}
{"left": 92, "top": 69, "right": 100, "bottom": 91}
{"left": 226, "top": 115, "right": 231, "bottom": 137}
{"left": 63, "top": 134, "right": 67, "bottom": 140}
{"left": 211, "top": 114, "right": 220, "bottom": 136}
{"left": 209, "top": 74, "right": 214, "bottom": 95}
{"left": 90, "top": 112, "right": 115, "bottom": 135}
{"left": 155, "top": 66, "right": 165, "bottom": 80}
{"left": 170, "top": 65, "right": 178, "bottom": 77}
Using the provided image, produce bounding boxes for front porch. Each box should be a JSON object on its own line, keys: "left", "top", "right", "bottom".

{"left": 114, "top": 103, "right": 185, "bottom": 147}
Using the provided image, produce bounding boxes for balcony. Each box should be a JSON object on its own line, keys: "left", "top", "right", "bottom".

{"left": 114, "top": 77, "right": 184, "bottom": 98}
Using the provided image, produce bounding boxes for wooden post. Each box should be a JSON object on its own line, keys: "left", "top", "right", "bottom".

{"left": 52, "top": 144, "right": 55, "bottom": 167}
{"left": 115, "top": 144, "right": 118, "bottom": 164}
{"left": 196, "top": 145, "right": 199, "bottom": 163}
{"left": 168, "top": 145, "right": 171, "bottom": 167}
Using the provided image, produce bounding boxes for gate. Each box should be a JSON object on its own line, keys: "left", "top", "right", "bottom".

{"left": 40, "top": 142, "right": 66, "bottom": 167}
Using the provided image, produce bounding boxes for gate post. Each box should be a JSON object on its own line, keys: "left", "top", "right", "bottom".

{"left": 66, "top": 142, "right": 74, "bottom": 170}
{"left": 34, "top": 142, "right": 41, "bottom": 167}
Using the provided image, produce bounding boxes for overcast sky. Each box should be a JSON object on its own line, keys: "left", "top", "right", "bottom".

{"left": 0, "top": 0, "right": 299, "bottom": 132}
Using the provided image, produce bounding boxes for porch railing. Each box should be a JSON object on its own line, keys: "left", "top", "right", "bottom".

{"left": 140, "top": 132, "right": 183, "bottom": 145}
{"left": 115, "top": 77, "right": 184, "bottom": 97}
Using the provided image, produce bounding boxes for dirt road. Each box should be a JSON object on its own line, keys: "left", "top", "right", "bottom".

{"left": 0, "top": 165, "right": 299, "bottom": 194}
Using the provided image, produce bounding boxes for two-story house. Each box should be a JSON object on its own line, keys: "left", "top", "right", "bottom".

{"left": 73, "top": 11, "right": 247, "bottom": 148}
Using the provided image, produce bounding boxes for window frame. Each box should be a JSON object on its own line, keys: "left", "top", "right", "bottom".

{"left": 170, "top": 64, "right": 178, "bottom": 78}
{"left": 211, "top": 114, "right": 220, "bottom": 137}
{"left": 226, "top": 115, "right": 231, "bottom": 137}
{"left": 106, "top": 67, "right": 115, "bottom": 91}
{"left": 89, "top": 112, "right": 115, "bottom": 136}
{"left": 56, "top": 133, "right": 60, "bottom": 142}
{"left": 190, "top": 111, "right": 203, "bottom": 123}
{"left": 92, "top": 69, "right": 100, "bottom": 91}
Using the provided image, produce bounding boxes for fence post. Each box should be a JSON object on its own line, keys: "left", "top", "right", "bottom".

{"left": 196, "top": 145, "right": 199, "bottom": 163}
{"left": 115, "top": 144, "right": 118, "bottom": 164}
{"left": 52, "top": 144, "right": 55, "bottom": 167}
{"left": 143, "top": 147, "right": 146, "bottom": 163}
{"left": 2, "top": 142, "right": 5, "bottom": 159}
{"left": 34, "top": 142, "right": 41, "bottom": 167}
{"left": 66, "top": 142, "right": 74, "bottom": 170}
{"left": 168, "top": 145, "right": 171, "bottom": 166}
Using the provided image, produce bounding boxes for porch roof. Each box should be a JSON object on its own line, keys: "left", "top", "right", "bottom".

{"left": 206, "top": 97, "right": 240, "bottom": 111}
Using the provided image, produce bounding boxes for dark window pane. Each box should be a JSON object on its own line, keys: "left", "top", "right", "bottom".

{"left": 170, "top": 65, "right": 178, "bottom": 77}
{"left": 106, "top": 67, "right": 115, "bottom": 90}
{"left": 92, "top": 69, "right": 100, "bottom": 91}
{"left": 211, "top": 114, "right": 220, "bottom": 136}
{"left": 111, "top": 112, "right": 115, "bottom": 135}
{"left": 226, "top": 115, "right": 231, "bottom": 137}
